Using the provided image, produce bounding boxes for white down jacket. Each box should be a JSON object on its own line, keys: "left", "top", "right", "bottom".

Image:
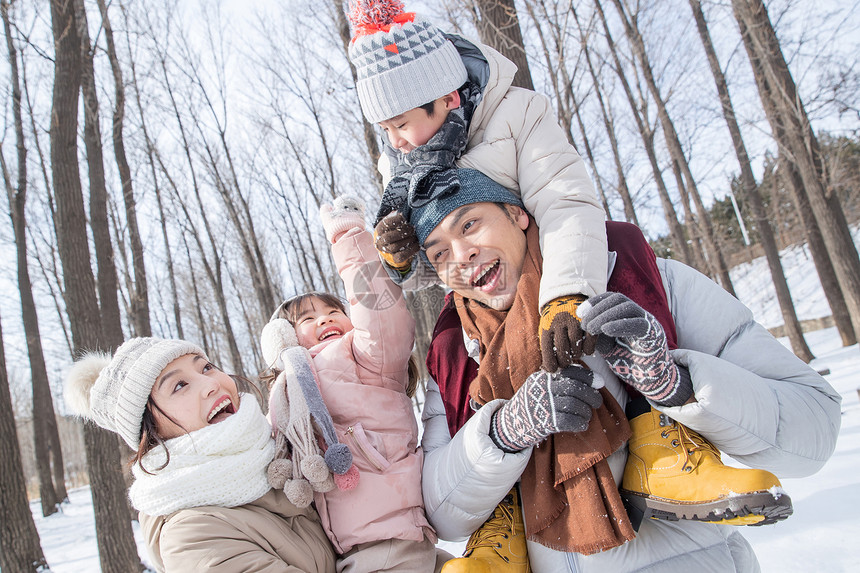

{"left": 380, "top": 38, "right": 608, "bottom": 307}
{"left": 421, "top": 257, "right": 841, "bottom": 573}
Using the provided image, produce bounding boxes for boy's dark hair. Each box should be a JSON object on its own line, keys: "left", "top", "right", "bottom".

{"left": 418, "top": 100, "right": 436, "bottom": 116}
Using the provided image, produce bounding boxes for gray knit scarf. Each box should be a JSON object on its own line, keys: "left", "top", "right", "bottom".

{"left": 375, "top": 82, "right": 482, "bottom": 225}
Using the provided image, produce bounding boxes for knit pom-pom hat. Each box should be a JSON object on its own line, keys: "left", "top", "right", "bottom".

{"left": 64, "top": 338, "right": 207, "bottom": 449}
{"left": 347, "top": 0, "right": 467, "bottom": 123}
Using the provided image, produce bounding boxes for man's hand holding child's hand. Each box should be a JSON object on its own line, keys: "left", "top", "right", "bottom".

{"left": 539, "top": 295, "right": 597, "bottom": 372}
{"left": 489, "top": 366, "right": 603, "bottom": 453}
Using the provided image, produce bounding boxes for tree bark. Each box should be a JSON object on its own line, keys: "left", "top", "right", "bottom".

{"left": 571, "top": 3, "right": 638, "bottom": 225}
{"left": 594, "top": 0, "right": 691, "bottom": 263}
{"left": 95, "top": 0, "right": 151, "bottom": 337}
{"left": 733, "top": 0, "right": 860, "bottom": 339}
{"left": 49, "top": 1, "right": 143, "bottom": 571}
{"left": 610, "top": 0, "right": 736, "bottom": 295}
{"left": 688, "top": 0, "right": 813, "bottom": 359}
{"left": 0, "top": 310, "right": 48, "bottom": 572}
{"left": 2, "top": 0, "right": 64, "bottom": 515}
{"left": 473, "top": 0, "right": 534, "bottom": 90}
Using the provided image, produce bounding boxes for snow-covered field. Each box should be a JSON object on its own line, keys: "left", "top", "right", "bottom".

{"left": 24, "top": 242, "right": 860, "bottom": 572}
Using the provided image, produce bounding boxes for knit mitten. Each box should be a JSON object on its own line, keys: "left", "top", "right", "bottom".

{"left": 374, "top": 211, "right": 419, "bottom": 273}
{"left": 489, "top": 366, "right": 603, "bottom": 453}
{"left": 320, "top": 196, "right": 366, "bottom": 243}
{"left": 539, "top": 295, "right": 597, "bottom": 372}
{"left": 578, "top": 292, "right": 693, "bottom": 407}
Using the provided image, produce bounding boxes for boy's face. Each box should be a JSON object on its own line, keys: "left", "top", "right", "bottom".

{"left": 379, "top": 91, "right": 461, "bottom": 154}
{"left": 423, "top": 202, "right": 530, "bottom": 311}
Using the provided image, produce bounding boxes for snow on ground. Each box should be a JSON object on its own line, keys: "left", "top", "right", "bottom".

{"left": 21, "top": 242, "right": 860, "bottom": 571}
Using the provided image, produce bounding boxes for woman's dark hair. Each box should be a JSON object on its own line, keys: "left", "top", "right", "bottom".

{"left": 131, "top": 372, "right": 262, "bottom": 474}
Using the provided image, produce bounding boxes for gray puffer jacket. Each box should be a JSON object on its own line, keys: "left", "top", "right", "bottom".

{"left": 421, "top": 257, "right": 841, "bottom": 572}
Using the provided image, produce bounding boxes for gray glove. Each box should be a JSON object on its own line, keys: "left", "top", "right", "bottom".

{"left": 489, "top": 366, "right": 603, "bottom": 453}
{"left": 578, "top": 292, "right": 693, "bottom": 407}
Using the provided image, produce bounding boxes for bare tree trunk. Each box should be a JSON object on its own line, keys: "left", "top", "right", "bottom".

{"left": 122, "top": 8, "right": 183, "bottom": 339}
{"left": 0, "top": 310, "right": 48, "bottom": 572}
{"left": 610, "top": 0, "right": 736, "bottom": 295}
{"left": 733, "top": 0, "right": 860, "bottom": 339}
{"left": 332, "top": 0, "right": 383, "bottom": 189}
{"left": 2, "top": 0, "right": 63, "bottom": 515}
{"left": 594, "top": 0, "right": 691, "bottom": 263}
{"left": 49, "top": 1, "right": 143, "bottom": 571}
{"left": 570, "top": 4, "right": 638, "bottom": 225}
{"left": 96, "top": 0, "right": 151, "bottom": 337}
{"left": 522, "top": 0, "right": 613, "bottom": 218}
{"left": 688, "top": 0, "right": 814, "bottom": 359}
{"left": 74, "top": 0, "right": 125, "bottom": 346}
{"left": 472, "top": 0, "right": 534, "bottom": 89}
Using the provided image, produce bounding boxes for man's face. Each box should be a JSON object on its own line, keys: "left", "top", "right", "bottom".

{"left": 423, "top": 203, "right": 529, "bottom": 310}
{"left": 378, "top": 92, "right": 460, "bottom": 154}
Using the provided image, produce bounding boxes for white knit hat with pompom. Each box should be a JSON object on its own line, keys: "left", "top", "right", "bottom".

{"left": 64, "top": 338, "right": 206, "bottom": 449}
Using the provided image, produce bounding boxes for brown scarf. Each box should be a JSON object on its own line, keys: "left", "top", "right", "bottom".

{"left": 455, "top": 221, "right": 636, "bottom": 554}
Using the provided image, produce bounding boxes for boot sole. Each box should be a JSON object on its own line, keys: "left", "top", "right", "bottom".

{"left": 620, "top": 489, "right": 793, "bottom": 526}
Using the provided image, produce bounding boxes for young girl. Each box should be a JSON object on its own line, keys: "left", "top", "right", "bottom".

{"left": 260, "top": 197, "right": 449, "bottom": 573}
{"left": 64, "top": 337, "right": 336, "bottom": 573}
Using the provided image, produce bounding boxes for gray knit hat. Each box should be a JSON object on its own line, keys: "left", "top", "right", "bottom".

{"left": 64, "top": 337, "right": 206, "bottom": 449}
{"left": 410, "top": 168, "right": 524, "bottom": 247}
{"left": 347, "top": 0, "right": 468, "bottom": 123}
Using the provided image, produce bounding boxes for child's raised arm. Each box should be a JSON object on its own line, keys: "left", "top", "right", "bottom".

{"left": 320, "top": 197, "right": 416, "bottom": 377}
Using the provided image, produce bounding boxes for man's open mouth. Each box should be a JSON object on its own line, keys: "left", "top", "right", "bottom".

{"left": 472, "top": 261, "right": 500, "bottom": 288}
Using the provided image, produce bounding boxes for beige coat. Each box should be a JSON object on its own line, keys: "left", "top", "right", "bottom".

{"left": 381, "top": 39, "right": 608, "bottom": 307}
{"left": 140, "top": 488, "right": 336, "bottom": 573}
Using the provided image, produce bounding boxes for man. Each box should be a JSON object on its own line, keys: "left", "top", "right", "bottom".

{"left": 412, "top": 168, "right": 840, "bottom": 572}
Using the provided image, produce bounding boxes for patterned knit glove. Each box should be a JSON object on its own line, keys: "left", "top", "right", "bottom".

{"left": 374, "top": 211, "right": 419, "bottom": 273}
{"left": 320, "top": 196, "right": 366, "bottom": 243}
{"left": 578, "top": 292, "right": 693, "bottom": 407}
{"left": 539, "top": 295, "right": 598, "bottom": 372}
{"left": 489, "top": 366, "right": 603, "bottom": 453}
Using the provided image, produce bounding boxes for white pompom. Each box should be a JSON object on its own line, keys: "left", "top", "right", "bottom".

{"left": 332, "top": 195, "right": 365, "bottom": 217}
{"left": 261, "top": 319, "right": 298, "bottom": 367}
{"left": 64, "top": 352, "right": 111, "bottom": 418}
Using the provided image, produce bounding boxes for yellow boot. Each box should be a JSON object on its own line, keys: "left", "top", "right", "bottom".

{"left": 441, "top": 488, "right": 531, "bottom": 573}
{"left": 621, "top": 402, "right": 792, "bottom": 526}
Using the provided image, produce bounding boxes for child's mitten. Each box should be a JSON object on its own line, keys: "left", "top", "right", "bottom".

{"left": 539, "top": 295, "right": 597, "bottom": 372}
{"left": 578, "top": 292, "right": 693, "bottom": 407}
{"left": 320, "top": 195, "right": 366, "bottom": 243}
{"left": 489, "top": 366, "right": 603, "bottom": 453}
{"left": 374, "top": 211, "right": 419, "bottom": 273}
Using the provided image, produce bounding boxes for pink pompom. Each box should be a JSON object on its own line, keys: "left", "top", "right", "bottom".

{"left": 334, "top": 464, "right": 360, "bottom": 491}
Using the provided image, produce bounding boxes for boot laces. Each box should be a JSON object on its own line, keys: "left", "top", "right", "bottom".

{"left": 660, "top": 414, "right": 720, "bottom": 472}
{"left": 464, "top": 494, "right": 515, "bottom": 560}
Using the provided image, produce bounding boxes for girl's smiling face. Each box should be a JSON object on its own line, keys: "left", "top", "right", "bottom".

{"left": 292, "top": 296, "right": 354, "bottom": 349}
{"left": 149, "top": 353, "right": 239, "bottom": 439}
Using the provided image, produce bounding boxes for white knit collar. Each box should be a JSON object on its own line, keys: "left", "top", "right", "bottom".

{"left": 129, "top": 395, "right": 274, "bottom": 516}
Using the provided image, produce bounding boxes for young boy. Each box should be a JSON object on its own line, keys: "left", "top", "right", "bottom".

{"left": 347, "top": 0, "right": 606, "bottom": 372}
{"left": 410, "top": 168, "right": 841, "bottom": 571}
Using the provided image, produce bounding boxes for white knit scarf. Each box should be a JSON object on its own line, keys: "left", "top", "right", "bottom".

{"left": 129, "top": 394, "right": 274, "bottom": 516}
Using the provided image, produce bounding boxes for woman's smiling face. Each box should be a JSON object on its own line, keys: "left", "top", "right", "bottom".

{"left": 149, "top": 353, "right": 239, "bottom": 439}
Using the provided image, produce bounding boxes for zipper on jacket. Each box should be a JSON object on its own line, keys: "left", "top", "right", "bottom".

{"left": 346, "top": 426, "right": 386, "bottom": 471}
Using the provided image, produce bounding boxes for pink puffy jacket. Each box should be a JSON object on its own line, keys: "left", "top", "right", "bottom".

{"left": 309, "top": 226, "right": 433, "bottom": 554}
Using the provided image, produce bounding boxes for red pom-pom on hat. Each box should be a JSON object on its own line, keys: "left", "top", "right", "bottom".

{"left": 348, "top": 0, "right": 415, "bottom": 38}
